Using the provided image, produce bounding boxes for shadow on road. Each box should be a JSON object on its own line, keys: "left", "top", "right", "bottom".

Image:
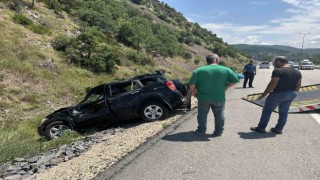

{"left": 162, "top": 131, "right": 210, "bottom": 142}
{"left": 238, "top": 132, "right": 276, "bottom": 139}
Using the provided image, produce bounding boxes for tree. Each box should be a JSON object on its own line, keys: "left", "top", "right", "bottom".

{"left": 118, "top": 17, "right": 152, "bottom": 53}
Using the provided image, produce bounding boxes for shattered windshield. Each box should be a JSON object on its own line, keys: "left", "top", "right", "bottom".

{"left": 81, "top": 85, "right": 104, "bottom": 105}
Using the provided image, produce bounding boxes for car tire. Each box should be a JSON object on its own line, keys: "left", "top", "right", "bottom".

{"left": 44, "top": 121, "right": 71, "bottom": 139}
{"left": 140, "top": 102, "right": 168, "bottom": 122}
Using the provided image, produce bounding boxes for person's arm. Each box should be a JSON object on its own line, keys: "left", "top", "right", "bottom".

{"left": 258, "top": 77, "right": 279, "bottom": 100}
{"left": 296, "top": 78, "right": 302, "bottom": 91}
{"left": 185, "top": 84, "right": 196, "bottom": 104}
{"left": 226, "top": 69, "right": 240, "bottom": 91}
{"left": 226, "top": 83, "right": 236, "bottom": 91}
{"left": 188, "top": 84, "right": 197, "bottom": 96}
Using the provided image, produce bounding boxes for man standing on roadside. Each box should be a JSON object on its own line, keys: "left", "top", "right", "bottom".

{"left": 243, "top": 59, "right": 256, "bottom": 88}
{"left": 250, "top": 56, "right": 301, "bottom": 134}
{"left": 186, "top": 54, "right": 239, "bottom": 137}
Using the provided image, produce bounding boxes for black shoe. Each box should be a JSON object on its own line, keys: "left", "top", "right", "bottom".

{"left": 270, "top": 127, "right": 282, "bottom": 134}
{"left": 250, "top": 127, "right": 266, "bottom": 133}
{"left": 194, "top": 130, "right": 205, "bottom": 136}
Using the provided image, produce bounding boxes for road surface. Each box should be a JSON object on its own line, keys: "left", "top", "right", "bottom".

{"left": 98, "top": 68, "right": 320, "bottom": 180}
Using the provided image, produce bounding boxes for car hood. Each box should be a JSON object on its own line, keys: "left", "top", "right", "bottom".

{"left": 46, "top": 105, "right": 77, "bottom": 118}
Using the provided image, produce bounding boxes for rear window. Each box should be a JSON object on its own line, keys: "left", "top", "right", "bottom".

{"left": 140, "top": 78, "right": 158, "bottom": 86}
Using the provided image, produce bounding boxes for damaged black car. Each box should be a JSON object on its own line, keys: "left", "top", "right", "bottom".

{"left": 38, "top": 71, "right": 189, "bottom": 139}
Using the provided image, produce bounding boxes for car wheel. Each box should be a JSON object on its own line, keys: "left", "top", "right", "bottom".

{"left": 140, "top": 102, "right": 168, "bottom": 121}
{"left": 44, "top": 121, "right": 71, "bottom": 139}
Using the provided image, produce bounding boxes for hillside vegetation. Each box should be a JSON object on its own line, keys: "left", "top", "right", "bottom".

{"left": 0, "top": 0, "right": 248, "bottom": 163}
{"left": 233, "top": 44, "right": 320, "bottom": 64}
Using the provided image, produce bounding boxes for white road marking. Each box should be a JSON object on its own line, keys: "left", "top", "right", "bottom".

{"left": 310, "top": 113, "right": 320, "bottom": 125}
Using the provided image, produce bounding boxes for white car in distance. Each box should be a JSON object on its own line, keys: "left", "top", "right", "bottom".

{"left": 259, "top": 61, "right": 270, "bottom": 69}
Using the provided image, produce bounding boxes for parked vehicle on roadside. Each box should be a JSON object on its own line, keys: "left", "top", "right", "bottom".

{"left": 299, "top": 59, "right": 314, "bottom": 70}
{"left": 259, "top": 61, "right": 270, "bottom": 69}
{"left": 38, "top": 70, "right": 189, "bottom": 139}
{"left": 288, "top": 61, "right": 299, "bottom": 69}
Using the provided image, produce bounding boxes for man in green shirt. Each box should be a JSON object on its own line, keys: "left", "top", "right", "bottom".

{"left": 186, "top": 54, "right": 239, "bottom": 137}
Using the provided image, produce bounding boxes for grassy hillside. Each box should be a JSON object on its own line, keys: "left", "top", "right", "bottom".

{"left": 233, "top": 44, "right": 320, "bottom": 64}
{"left": 0, "top": 0, "right": 248, "bottom": 164}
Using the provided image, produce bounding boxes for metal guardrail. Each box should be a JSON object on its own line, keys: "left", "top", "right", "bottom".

{"left": 242, "top": 84, "right": 320, "bottom": 113}
{"left": 314, "top": 65, "right": 320, "bottom": 69}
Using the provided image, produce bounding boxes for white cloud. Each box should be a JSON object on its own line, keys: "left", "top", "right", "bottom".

{"left": 245, "top": 35, "right": 262, "bottom": 44}
{"left": 187, "top": 10, "right": 228, "bottom": 23}
{"left": 311, "top": 35, "right": 320, "bottom": 41}
{"left": 201, "top": 23, "right": 271, "bottom": 45}
{"left": 202, "top": 23, "right": 268, "bottom": 33}
{"left": 202, "top": 0, "right": 320, "bottom": 48}
{"left": 281, "top": 0, "right": 300, "bottom": 6}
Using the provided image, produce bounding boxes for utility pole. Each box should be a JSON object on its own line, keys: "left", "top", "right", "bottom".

{"left": 298, "top": 32, "right": 311, "bottom": 61}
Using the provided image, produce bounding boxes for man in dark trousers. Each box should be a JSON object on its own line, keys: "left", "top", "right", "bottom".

{"left": 243, "top": 59, "right": 256, "bottom": 88}
{"left": 250, "top": 56, "right": 302, "bottom": 134}
{"left": 186, "top": 54, "right": 239, "bottom": 137}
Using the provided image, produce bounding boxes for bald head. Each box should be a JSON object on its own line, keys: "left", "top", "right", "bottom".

{"left": 206, "top": 54, "right": 219, "bottom": 65}
{"left": 273, "top": 56, "right": 288, "bottom": 68}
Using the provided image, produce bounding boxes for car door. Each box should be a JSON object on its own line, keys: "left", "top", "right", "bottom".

{"left": 108, "top": 80, "right": 143, "bottom": 120}
{"left": 75, "top": 84, "right": 114, "bottom": 128}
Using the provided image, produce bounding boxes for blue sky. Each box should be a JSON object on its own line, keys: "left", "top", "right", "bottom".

{"left": 160, "top": 0, "right": 320, "bottom": 49}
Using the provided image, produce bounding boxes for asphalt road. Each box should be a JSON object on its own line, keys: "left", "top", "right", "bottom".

{"left": 105, "top": 67, "right": 320, "bottom": 180}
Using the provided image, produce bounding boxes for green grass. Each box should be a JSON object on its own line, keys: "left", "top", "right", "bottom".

{"left": 12, "top": 14, "right": 33, "bottom": 26}
{"left": 12, "top": 13, "right": 50, "bottom": 35}
{"left": 162, "top": 123, "right": 170, "bottom": 129}
{"left": 0, "top": 116, "right": 83, "bottom": 164}
{"left": 30, "top": 24, "right": 51, "bottom": 35}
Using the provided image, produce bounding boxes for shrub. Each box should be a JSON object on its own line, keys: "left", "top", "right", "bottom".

{"left": 194, "top": 59, "right": 200, "bottom": 65}
{"left": 127, "top": 51, "right": 141, "bottom": 64}
{"left": 30, "top": 24, "right": 50, "bottom": 35}
{"left": 140, "top": 55, "right": 154, "bottom": 66}
{"left": 52, "top": 35, "right": 71, "bottom": 51}
{"left": 158, "top": 14, "right": 168, "bottom": 22}
{"left": 127, "top": 52, "right": 154, "bottom": 66}
{"left": 182, "top": 52, "right": 193, "bottom": 59}
{"left": 89, "top": 50, "right": 120, "bottom": 73}
{"left": 8, "top": 0, "right": 22, "bottom": 12}
{"left": 194, "top": 38, "right": 202, "bottom": 46}
{"left": 65, "top": 47, "right": 81, "bottom": 65}
{"left": 132, "top": 0, "right": 144, "bottom": 5}
{"left": 12, "top": 14, "right": 33, "bottom": 26}
{"left": 43, "top": 0, "right": 62, "bottom": 13}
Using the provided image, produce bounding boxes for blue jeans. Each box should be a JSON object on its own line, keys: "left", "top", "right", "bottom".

{"left": 197, "top": 100, "right": 225, "bottom": 135}
{"left": 258, "top": 90, "right": 297, "bottom": 131}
